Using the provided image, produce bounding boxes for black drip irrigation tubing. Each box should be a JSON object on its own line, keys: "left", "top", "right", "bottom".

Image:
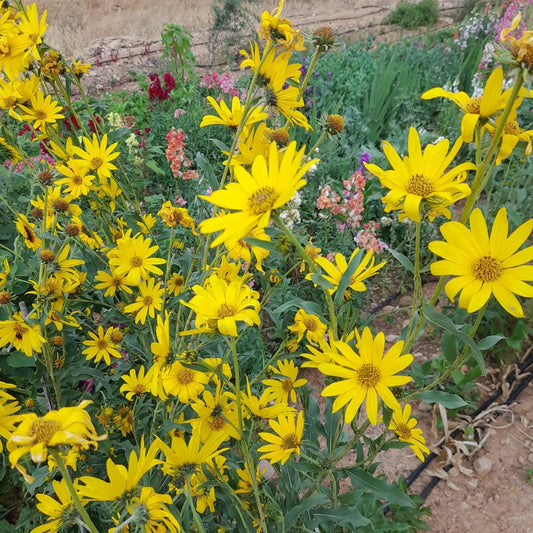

{"left": 405, "top": 348, "right": 533, "bottom": 500}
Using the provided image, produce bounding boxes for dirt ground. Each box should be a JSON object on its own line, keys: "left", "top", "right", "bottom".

{"left": 32, "top": 0, "right": 533, "bottom": 531}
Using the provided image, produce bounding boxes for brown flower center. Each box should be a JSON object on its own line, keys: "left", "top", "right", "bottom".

{"left": 143, "top": 296, "right": 153, "bottom": 306}
{"left": 209, "top": 416, "right": 226, "bottom": 431}
{"left": 217, "top": 303, "right": 236, "bottom": 318}
{"left": 13, "top": 322, "right": 27, "bottom": 340}
{"left": 406, "top": 174, "right": 434, "bottom": 197}
{"left": 130, "top": 256, "right": 143, "bottom": 268}
{"left": 281, "top": 379, "right": 294, "bottom": 392}
{"left": 503, "top": 120, "right": 520, "bottom": 136}
{"left": 465, "top": 97, "right": 481, "bottom": 114}
{"left": 472, "top": 255, "right": 502, "bottom": 282}
{"left": 96, "top": 339, "right": 109, "bottom": 350}
{"left": 248, "top": 186, "right": 278, "bottom": 215}
{"left": 176, "top": 367, "right": 194, "bottom": 385}
{"left": 133, "top": 384, "right": 146, "bottom": 395}
{"left": 303, "top": 317, "right": 318, "bottom": 332}
{"left": 91, "top": 157, "right": 103, "bottom": 169}
{"left": 29, "top": 419, "right": 61, "bottom": 444}
{"left": 0, "top": 36, "right": 10, "bottom": 56}
{"left": 281, "top": 433, "right": 299, "bottom": 449}
{"left": 395, "top": 423, "right": 412, "bottom": 440}
{"left": 71, "top": 174, "right": 84, "bottom": 185}
{"left": 34, "top": 110, "right": 47, "bottom": 121}
{"left": 357, "top": 363, "right": 381, "bottom": 388}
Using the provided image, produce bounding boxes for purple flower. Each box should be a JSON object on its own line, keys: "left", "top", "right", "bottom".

{"left": 360, "top": 151, "right": 372, "bottom": 165}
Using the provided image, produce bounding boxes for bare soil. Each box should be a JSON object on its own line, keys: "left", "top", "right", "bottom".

{"left": 34, "top": 1, "right": 533, "bottom": 531}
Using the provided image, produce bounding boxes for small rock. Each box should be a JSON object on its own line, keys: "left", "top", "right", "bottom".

{"left": 382, "top": 305, "right": 395, "bottom": 313}
{"left": 258, "top": 460, "right": 276, "bottom": 481}
{"left": 474, "top": 456, "right": 492, "bottom": 476}
{"left": 385, "top": 334, "right": 397, "bottom": 343}
{"left": 399, "top": 295, "right": 411, "bottom": 307}
{"left": 528, "top": 453, "right": 533, "bottom": 464}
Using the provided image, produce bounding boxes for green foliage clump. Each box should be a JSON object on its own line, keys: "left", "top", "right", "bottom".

{"left": 386, "top": 0, "right": 439, "bottom": 29}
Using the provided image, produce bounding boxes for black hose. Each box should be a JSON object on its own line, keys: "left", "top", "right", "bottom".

{"left": 412, "top": 349, "right": 533, "bottom": 499}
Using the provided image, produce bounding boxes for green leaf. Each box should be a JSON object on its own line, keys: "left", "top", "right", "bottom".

{"left": 145, "top": 159, "right": 166, "bottom": 175}
{"left": 344, "top": 466, "right": 415, "bottom": 507}
{"left": 284, "top": 494, "right": 329, "bottom": 530}
{"left": 387, "top": 247, "right": 415, "bottom": 274}
{"left": 422, "top": 303, "right": 486, "bottom": 375}
{"left": 312, "top": 505, "right": 371, "bottom": 528}
{"left": 418, "top": 390, "right": 468, "bottom": 409}
{"left": 6, "top": 352, "right": 35, "bottom": 368}
{"left": 310, "top": 271, "right": 335, "bottom": 291}
{"left": 334, "top": 248, "right": 364, "bottom": 306}
{"left": 477, "top": 335, "right": 505, "bottom": 351}
{"left": 273, "top": 298, "right": 324, "bottom": 319}
{"left": 243, "top": 237, "right": 278, "bottom": 254}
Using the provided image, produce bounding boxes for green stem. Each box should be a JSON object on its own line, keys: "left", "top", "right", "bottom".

{"left": 404, "top": 221, "right": 422, "bottom": 352}
{"left": 184, "top": 478, "right": 206, "bottom": 533}
{"left": 49, "top": 449, "right": 99, "bottom": 533}
{"left": 160, "top": 226, "right": 175, "bottom": 314}
{"left": 306, "top": 130, "right": 328, "bottom": 160}
{"left": 110, "top": 513, "right": 136, "bottom": 533}
{"left": 404, "top": 303, "right": 487, "bottom": 402}
{"left": 273, "top": 213, "right": 338, "bottom": 339}
{"left": 298, "top": 48, "right": 322, "bottom": 101}
{"left": 229, "top": 338, "right": 268, "bottom": 532}
{"left": 460, "top": 69, "right": 524, "bottom": 224}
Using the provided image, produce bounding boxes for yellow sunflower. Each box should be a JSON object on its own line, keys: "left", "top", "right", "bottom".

{"left": 94, "top": 269, "right": 134, "bottom": 297}
{"left": 82, "top": 325, "right": 122, "bottom": 365}
{"left": 258, "top": 411, "right": 304, "bottom": 465}
{"left": 262, "top": 359, "right": 307, "bottom": 404}
{"left": 388, "top": 404, "right": 429, "bottom": 462}
{"left": 17, "top": 91, "right": 63, "bottom": 131}
{"left": 264, "top": 58, "right": 310, "bottom": 130}
{"left": 77, "top": 438, "right": 161, "bottom": 503}
{"left": 17, "top": 2, "right": 48, "bottom": 61}
{"left": 429, "top": 207, "right": 533, "bottom": 318}
{"left": 0, "top": 398, "right": 21, "bottom": 452}
{"left": 312, "top": 248, "right": 385, "bottom": 298}
{"left": 287, "top": 309, "right": 327, "bottom": 347}
{"left": 167, "top": 272, "right": 185, "bottom": 296}
{"left": 259, "top": 0, "right": 304, "bottom": 51}
{"left": 318, "top": 327, "right": 413, "bottom": 425}
{"left": 15, "top": 213, "right": 42, "bottom": 251}
{"left": 486, "top": 108, "right": 533, "bottom": 165}
{"left": 422, "top": 67, "right": 523, "bottom": 143}
{"left": 72, "top": 133, "right": 120, "bottom": 182}
{"left": 200, "top": 95, "right": 267, "bottom": 131}
{"left": 190, "top": 388, "right": 240, "bottom": 442}
{"left": 0, "top": 312, "right": 46, "bottom": 357}
{"left": 8, "top": 400, "right": 104, "bottom": 467}
{"left": 199, "top": 141, "right": 317, "bottom": 247}
{"left": 181, "top": 274, "right": 260, "bottom": 336}
{"left": 157, "top": 430, "right": 226, "bottom": 490}
{"left": 108, "top": 232, "right": 166, "bottom": 286}
{"left": 120, "top": 365, "right": 153, "bottom": 401}
{"left": 32, "top": 479, "right": 80, "bottom": 533}
{"left": 240, "top": 41, "right": 301, "bottom": 86}
{"left": 55, "top": 160, "right": 95, "bottom": 198}
{"left": 122, "top": 487, "right": 181, "bottom": 533}
{"left": 161, "top": 360, "right": 209, "bottom": 403}
{"left": 365, "top": 127, "right": 475, "bottom": 222}
{"left": 242, "top": 377, "right": 295, "bottom": 420}
{"left": 124, "top": 277, "right": 164, "bottom": 324}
